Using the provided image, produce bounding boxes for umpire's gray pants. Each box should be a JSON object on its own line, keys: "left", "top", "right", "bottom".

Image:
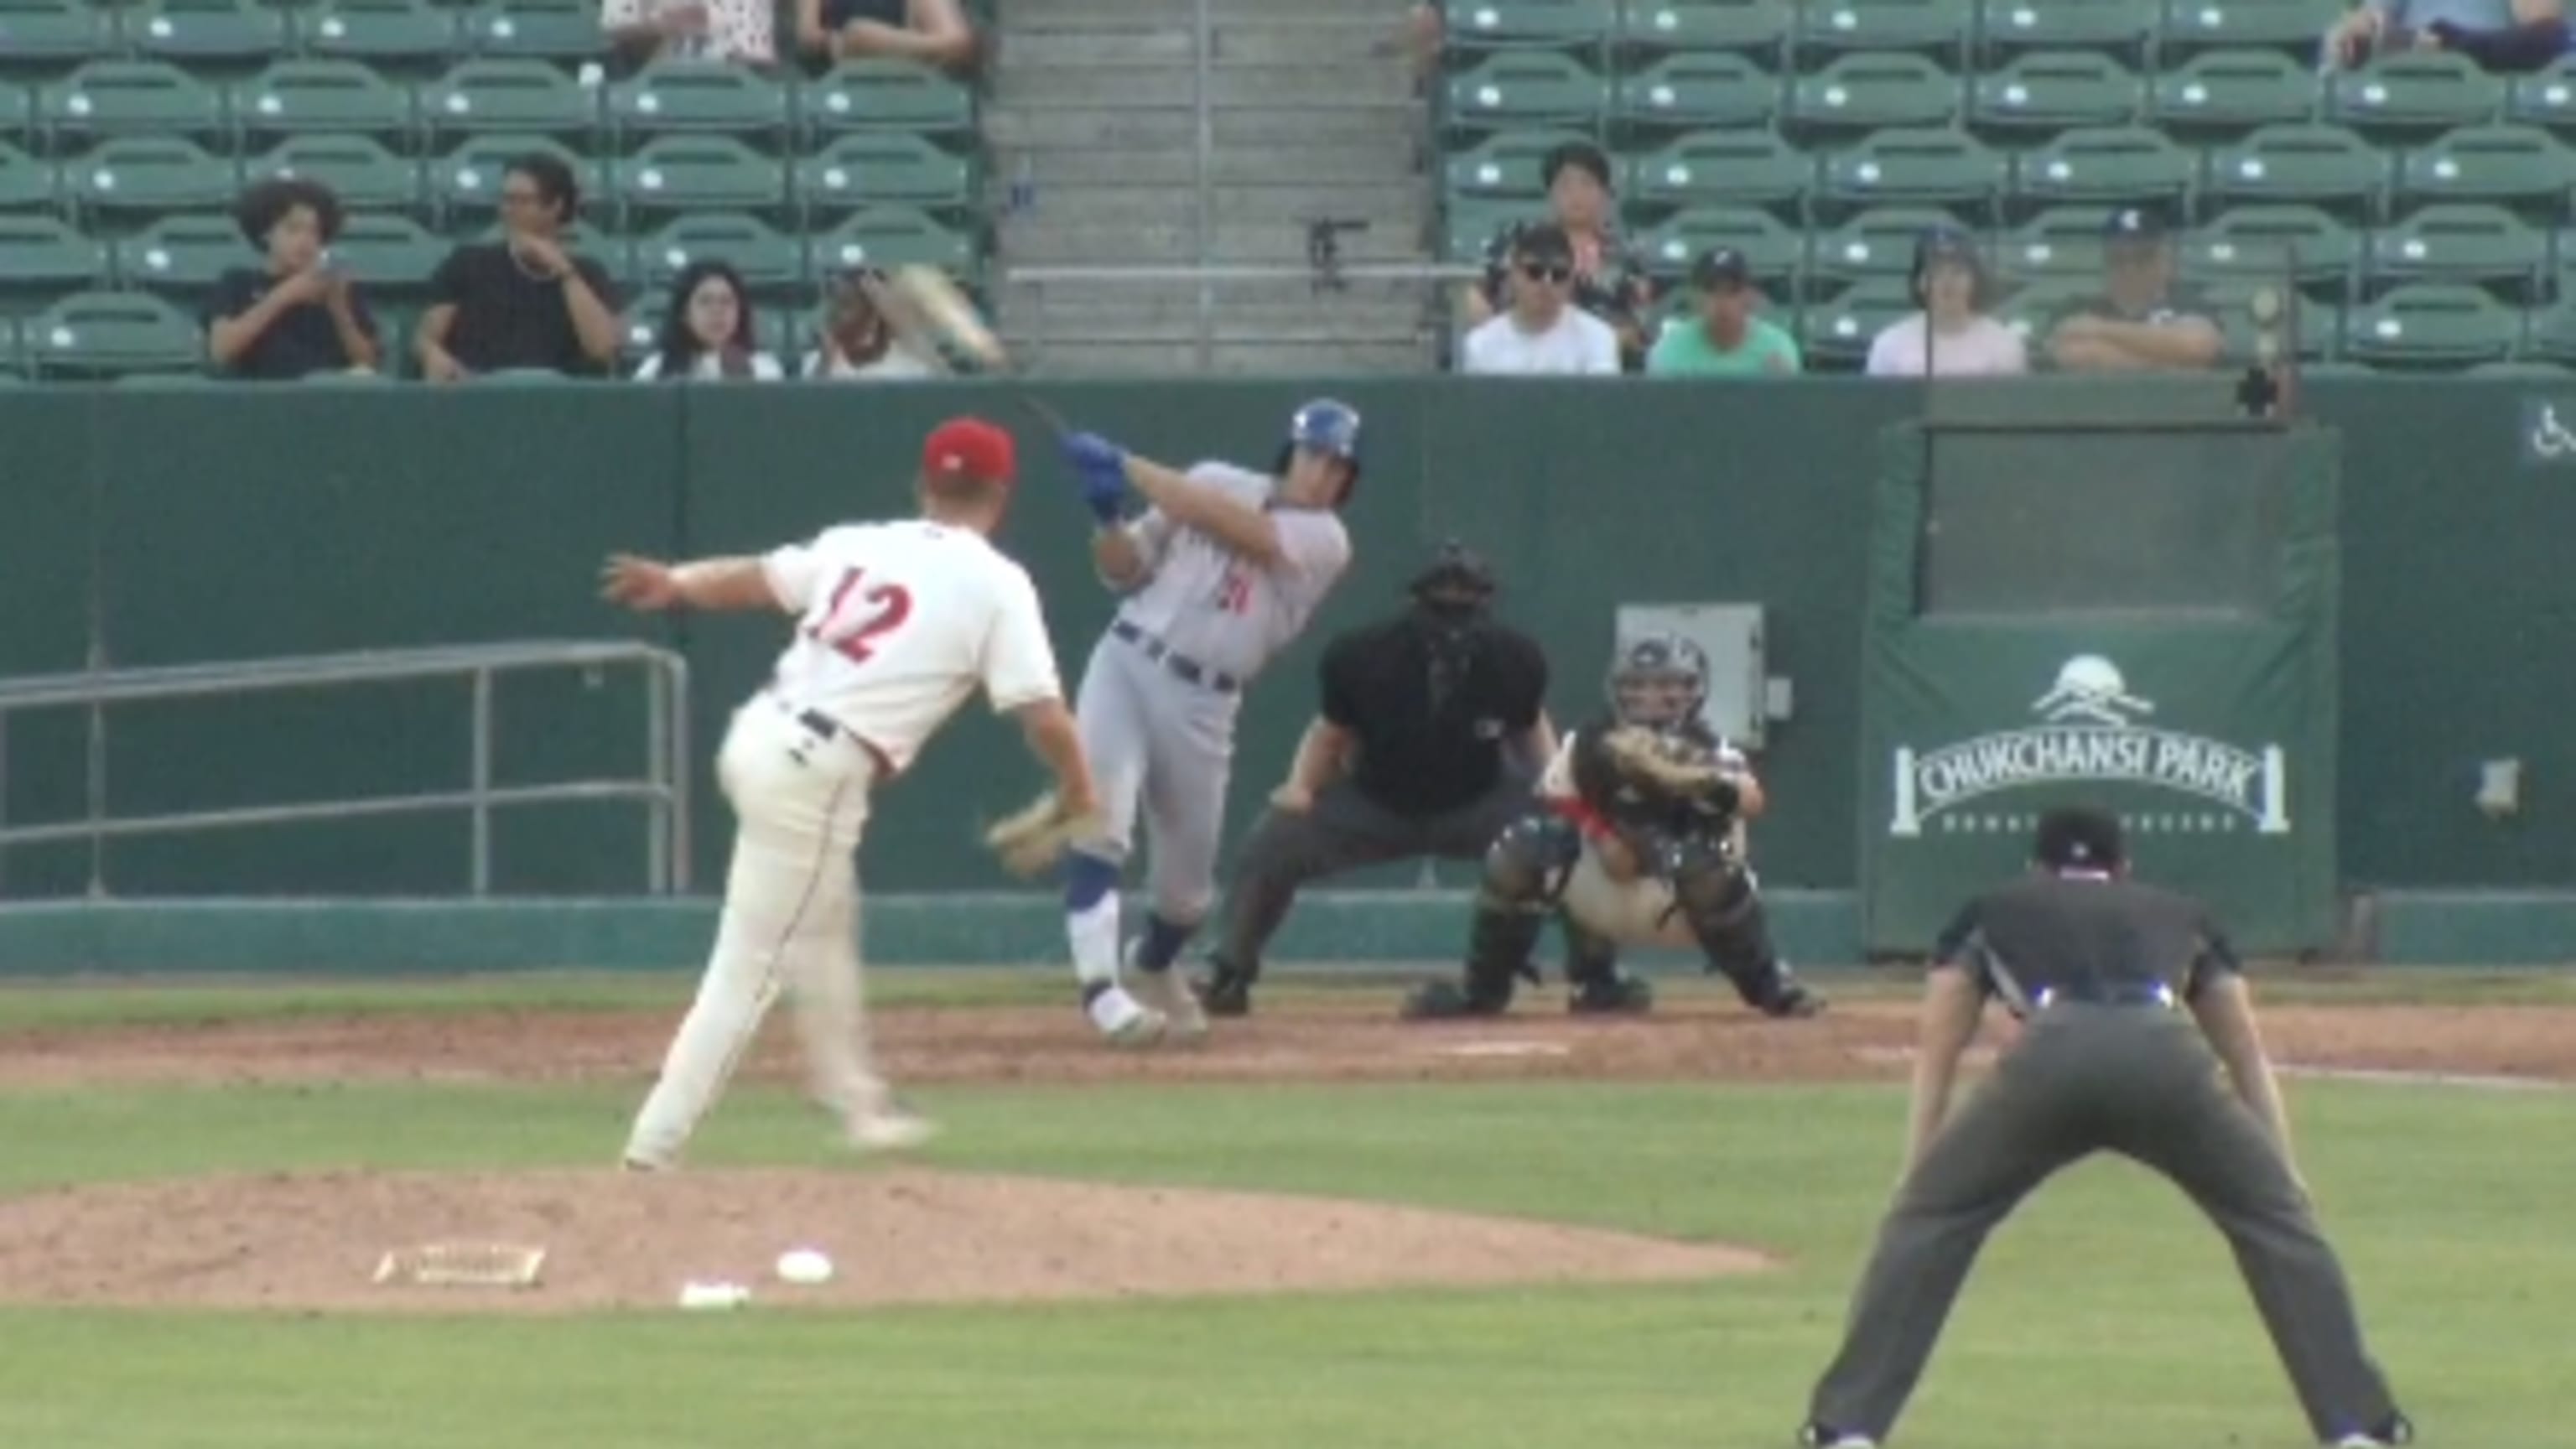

{"left": 1807, "top": 1003, "right": 2401, "bottom": 1444}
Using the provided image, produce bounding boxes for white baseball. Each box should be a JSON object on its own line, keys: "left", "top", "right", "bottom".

{"left": 775, "top": 1248, "right": 834, "bottom": 1285}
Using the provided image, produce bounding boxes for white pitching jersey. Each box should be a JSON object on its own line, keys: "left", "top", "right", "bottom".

{"left": 761, "top": 519, "right": 1062, "bottom": 771}
{"left": 1109, "top": 462, "right": 1352, "bottom": 682}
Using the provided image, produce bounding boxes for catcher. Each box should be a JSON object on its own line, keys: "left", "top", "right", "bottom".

{"left": 1401, "top": 633, "right": 1825, "bottom": 1021}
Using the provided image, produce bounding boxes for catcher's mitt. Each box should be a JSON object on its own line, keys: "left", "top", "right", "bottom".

{"left": 1598, "top": 724, "right": 1741, "bottom": 809}
{"left": 983, "top": 790, "right": 1099, "bottom": 879}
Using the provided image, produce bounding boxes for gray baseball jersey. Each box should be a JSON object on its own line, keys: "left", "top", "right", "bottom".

{"left": 1106, "top": 462, "right": 1352, "bottom": 684}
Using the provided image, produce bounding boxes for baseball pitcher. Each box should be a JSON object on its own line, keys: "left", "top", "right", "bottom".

{"left": 1046, "top": 400, "right": 1361, "bottom": 1046}
{"left": 605, "top": 417, "right": 1097, "bottom": 1170}
{"left": 1403, "top": 633, "right": 1824, "bottom": 1021}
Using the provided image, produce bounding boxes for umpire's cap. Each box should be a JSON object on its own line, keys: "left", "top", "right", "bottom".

{"left": 2033, "top": 806, "right": 2127, "bottom": 871}
{"left": 1408, "top": 538, "right": 1496, "bottom": 605}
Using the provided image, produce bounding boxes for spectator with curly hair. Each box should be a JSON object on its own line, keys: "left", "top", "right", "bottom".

{"left": 802, "top": 269, "right": 941, "bottom": 380}
{"left": 205, "top": 177, "right": 379, "bottom": 380}
{"left": 633, "top": 259, "right": 783, "bottom": 380}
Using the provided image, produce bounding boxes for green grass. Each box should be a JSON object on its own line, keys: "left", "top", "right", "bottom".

{"left": 0, "top": 1072, "right": 2566, "bottom": 1449}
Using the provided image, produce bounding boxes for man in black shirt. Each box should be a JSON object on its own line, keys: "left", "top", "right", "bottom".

{"left": 416, "top": 153, "right": 622, "bottom": 382}
{"left": 1194, "top": 541, "right": 1553, "bottom": 1018}
{"left": 1797, "top": 807, "right": 2412, "bottom": 1449}
{"left": 2045, "top": 206, "right": 2225, "bottom": 374}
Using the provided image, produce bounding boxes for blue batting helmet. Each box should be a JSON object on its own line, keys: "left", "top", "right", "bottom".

{"left": 1278, "top": 397, "right": 1363, "bottom": 503}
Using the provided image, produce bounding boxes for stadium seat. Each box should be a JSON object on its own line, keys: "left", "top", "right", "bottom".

{"left": 63, "top": 138, "right": 241, "bottom": 224}
{"left": 0, "top": 213, "right": 108, "bottom": 310}
{"left": 22, "top": 288, "right": 205, "bottom": 378}
{"left": 2203, "top": 122, "right": 2390, "bottom": 221}
{"left": 633, "top": 212, "right": 802, "bottom": 299}
{"left": 795, "top": 60, "right": 974, "bottom": 146}
{"left": 430, "top": 133, "right": 597, "bottom": 228}
{"left": 464, "top": 0, "right": 607, "bottom": 63}
{"left": 1614, "top": 1, "right": 1792, "bottom": 66}
{"left": 2181, "top": 203, "right": 2360, "bottom": 297}
{"left": 2148, "top": 48, "right": 2319, "bottom": 138}
{"left": 122, "top": 0, "right": 293, "bottom": 72}
{"left": 1968, "top": 50, "right": 2142, "bottom": 137}
{"left": 246, "top": 136, "right": 426, "bottom": 216}
{"left": 0, "top": 315, "right": 21, "bottom": 377}
{"left": 2326, "top": 53, "right": 2507, "bottom": 141}
{"left": 1786, "top": 54, "right": 1963, "bottom": 139}
{"left": 2519, "top": 296, "right": 2576, "bottom": 363}
{"left": 232, "top": 60, "right": 418, "bottom": 153}
{"left": 2001, "top": 204, "right": 2118, "bottom": 278}
{"left": 2201, "top": 275, "right": 2342, "bottom": 359}
{"left": 610, "top": 135, "right": 789, "bottom": 226}
{"left": 422, "top": 60, "right": 602, "bottom": 148}
{"left": 109, "top": 211, "right": 256, "bottom": 296}
{"left": 1800, "top": 275, "right": 1918, "bottom": 369}
{"left": 2010, "top": 123, "right": 2194, "bottom": 216}
{"left": 1613, "top": 53, "right": 1780, "bottom": 138}
{"left": 791, "top": 133, "right": 973, "bottom": 222}
{"left": 303, "top": 0, "right": 465, "bottom": 78}
{"left": 1444, "top": 53, "right": 1612, "bottom": 137}
{"left": 2366, "top": 203, "right": 2547, "bottom": 300}
{"left": 1441, "top": 0, "right": 1617, "bottom": 56}
{"left": 2156, "top": 0, "right": 2341, "bottom": 63}
{"left": 1810, "top": 204, "right": 1971, "bottom": 288}
{"left": 1441, "top": 126, "right": 1592, "bottom": 202}
{"left": 38, "top": 62, "right": 229, "bottom": 156}
{"left": 2392, "top": 124, "right": 2576, "bottom": 220}
{"left": 1815, "top": 127, "right": 2007, "bottom": 225}
{"left": 0, "top": 141, "right": 55, "bottom": 210}
{"left": 326, "top": 211, "right": 450, "bottom": 293}
{"left": 1992, "top": 274, "right": 2091, "bottom": 350}
{"left": 0, "top": 81, "right": 28, "bottom": 148}
{"left": 1438, "top": 195, "right": 1531, "bottom": 262}
{"left": 605, "top": 60, "right": 792, "bottom": 151}
{"left": 2344, "top": 280, "right": 2517, "bottom": 366}
{"left": 2504, "top": 59, "right": 2576, "bottom": 138}
{"left": 1794, "top": 0, "right": 1973, "bottom": 66}
{"left": 1633, "top": 204, "right": 1805, "bottom": 293}
{"left": 0, "top": 0, "right": 117, "bottom": 80}
{"left": 807, "top": 205, "right": 979, "bottom": 280}
{"left": 1628, "top": 127, "right": 1815, "bottom": 218}
{"left": 1975, "top": 0, "right": 2158, "bottom": 65}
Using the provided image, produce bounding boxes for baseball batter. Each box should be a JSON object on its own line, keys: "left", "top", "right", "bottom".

{"left": 1052, "top": 401, "right": 1361, "bottom": 1046}
{"left": 604, "top": 417, "right": 1096, "bottom": 1170}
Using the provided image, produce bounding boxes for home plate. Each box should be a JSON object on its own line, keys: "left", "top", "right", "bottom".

{"left": 1436, "top": 1040, "right": 1573, "bottom": 1059}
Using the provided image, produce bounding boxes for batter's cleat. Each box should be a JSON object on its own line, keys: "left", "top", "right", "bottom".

{"left": 1796, "top": 1423, "right": 1877, "bottom": 1449}
{"left": 1084, "top": 982, "right": 1169, "bottom": 1048}
{"left": 849, "top": 1105, "right": 938, "bottom": 1152}
{"left": 1399, "top": 979, "right": 1509, "bottom": 1021}
{"left": 619, "top": 1156, "right": 667, "bottom": 1174}
{"left": 2330, "top": 1411, "right": 2415, "bottom": 1448}
{"left": 1124, "top": 941, "right": 1208, "bottom": 1043}
{"left": 1567, "top": 974, "right": 1654, "bottom": 1015}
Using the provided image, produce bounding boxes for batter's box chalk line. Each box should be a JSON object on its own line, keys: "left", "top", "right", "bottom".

{"left": 374, "top": 1241, "right": 548, "bottom": 1290}
{"left": 1434, "top": 1040, "right": 1575, "bottom": 1059}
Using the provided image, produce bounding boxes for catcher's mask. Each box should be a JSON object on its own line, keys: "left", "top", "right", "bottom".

{"left": 1607, "top": 633, "right": 1709, "bottom": 731}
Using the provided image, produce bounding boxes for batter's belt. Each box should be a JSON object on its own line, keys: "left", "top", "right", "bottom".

{"left": 1111, "top": 618, "right": 1241, "bottom": 694}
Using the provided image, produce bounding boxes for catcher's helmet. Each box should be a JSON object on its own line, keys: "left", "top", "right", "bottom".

{"left": 1607, "top": 633, "right": 1710, "bottom": 730}
{"left": 1276, "top": 397, "right": 1363, "bottom": 504}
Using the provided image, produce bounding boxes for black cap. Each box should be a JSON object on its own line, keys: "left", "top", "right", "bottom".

{"left": 1513, "top": 220, "right": 1573, "bottom": 265}
{"left": 1409, "top": 537, "right": 1497, "bottom": 603}
{"left": 2034, "top": 807, "right": 2126, "bottom": 871}
{"left": 1692, "top": 247, "right": 1752, "bottom": 291}
{"left": 2104, "top": 205, "right": 2172, "bottom": 244}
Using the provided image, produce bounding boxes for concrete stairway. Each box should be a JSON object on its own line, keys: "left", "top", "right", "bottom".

{"left": 983, "top": 0, "right": 1446, "bottom": 376}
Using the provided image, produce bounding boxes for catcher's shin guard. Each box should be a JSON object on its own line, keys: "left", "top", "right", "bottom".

{"left": 1561, "top": 914, "right": 1653, "bottom": 1016}
{"left": 1402, "top": 813, "right": 1571, "bottom": 1021}
{"left": 1199, "top": 953, "right": 1254, "bottom": 1017}
{"left": 1672, "top": 845, "right": 1820, "bottom": 1018}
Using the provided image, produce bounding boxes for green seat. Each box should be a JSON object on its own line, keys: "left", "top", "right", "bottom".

{"left": 64, "top": 138, "right": 240, "bottom": 223}
{"left": 2392, "top": 123, "right": 2576, "bottom": 217}
{"left": 1614, "top": 1, "right": 1791, "bottom": 63}
{"left": 0, "top": 82, "right": 28, "bottom": 148}
{"left": 0, "top": 141, "right": 55, "bottom": 210}
{"left": 1794, "top": 0, "right": 1972, "bottom": 65}
{"left": 2181, "top": 204, "right": 2360, "bottom": 295}
{"left": 430, "top": 133, "right": 593, "bottom": 226}
{"left": 2366, "top": 204, "right": 2547, "bottom": 299}
{"left": 1613, "top": 53, "right": 1778, "bottom": 138}
{"left": 1441, "top": 0, "right": 1615, "bottom": 55}
{"left": 1999, "top": 204, "right": 2117, "bottom": 279}
{"left": 0, "top": 213, "right": 108, "bottom": 309}
{"left": 2465, "top": 356, "right": 2574, "bottom": 377}
{"left": 465, "top": 0, "right": 607, "bottom": 62}
{"left": 1628, "top": 127, "right": 1813, "bottom": 216}
{"left": 1438, "top": 196, "right": 1533, "bottom": 262}
{"left": 109, "top": 211, "right": 256, "bottom": 296}
{"left": 0, "top": 315, "right": 20, "bottom": 376}
{"left": 2199, "top": 279, "right": 2339, "bottom": 360}
{"left": 0, "top": 0, "right": 114, "bottom": 78}
{"left": 1976, "top": 0, "right": 2158, "bottom": 63}
{"left": 634, "top": 212, "right": 803, "bottom": 299}
{"left": 1801, "top": 276, "right": 1919, "bottom": 369}
{"left": 231, "top": 60, "right": 418, "bottom": 152}
{"left": 2148, "top": 48, "right": 2319, "bottom": 137}
{"left": 1991, "top": 275, "right": 2091, "bottom": 354}
{"left": 2156, "top": 0, "right": 2340, "bottom": 61}
{"left": 1787, "top": 54, "right": 1961, "bottom": 138}
{"left": 326, "top": 211, "right": 450, "bottom": 292}
{"left": 1444, "top": 53, "right": 1610, "bottom": 137}
{"left": 246, "top": 136, "right": 425, "bottom": 216}
{"left": 2518, "top": 298, "right": 2576, "bottom": 363}
{"left": 39, "top": 62, "right": 228, "bottom": 156}
{"left": 1633, "top": 205, "right": 1804, "bottom": 292}
{"left": 304, "top": 0, "right": 464, "bottom": 77}
{"left": 23, "top": 289, "right": 205, "bottom": 378}
{"left": 2327, "top": 52, "right": 2506, "bottom": 140}
{"left": 795, "top": 60, "right": 974, "bottom": 145}
{"left": 2010, "top": 124, "right": 2194, "bottom": 216}
{"left": 1815, "top": 127, "right": 2005, "bottom": 224}
{"left": 2344, "top": 280, "right": 2516, "bottom": 366}
{"left": 1441, "top": 127, "right": 1590, "bottom": 202}
{"left": 423, "top": 60, "right": 600, "bottom": 147}
{"left": 613, "top": 297, "right": 658, "bottom": 366}
{"left": 1968, "top": 50, "right": 2141, "bottom": 137}
{"left": 2204, "top": 122, "right": 2389, "bottom": 220}
{"left": 605, "top": 60, "right": 792, "bottom": 150}
{"left": 2504, "top": 60, "right": 2576, "bottom": 137}
{"left": 792, "top": 133, "right": 973, "bottom": 221}
{"left": 122, "top": 0, "right": 293, "bottom": 70}
{"left": 1809, "top": 205, "right": 1971, "bottom": 288}
{"left": 807, "top": 205, "right": 977, "bottom": 281}
{"left": 610, "top": 136, "right": 788, "bottom": 226}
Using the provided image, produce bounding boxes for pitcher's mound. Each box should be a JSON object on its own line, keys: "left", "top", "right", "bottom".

{"left": 0, "top": 1167, "right": 1771, "bottom": 1314}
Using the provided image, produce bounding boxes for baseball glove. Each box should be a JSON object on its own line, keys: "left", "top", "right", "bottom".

{"left": 1598, "top": 725, "right": 1741, "bottom": 810}
{"left": 983, "top": 790, "right": 1100, "bottom": 879}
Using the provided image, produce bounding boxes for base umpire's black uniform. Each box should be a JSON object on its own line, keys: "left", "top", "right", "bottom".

{"left": 1800, "top": 808, "right": 2411, "bottom": 1449}
{"left": 1199, "top": 542, "right": 1550, "bottom": 1016}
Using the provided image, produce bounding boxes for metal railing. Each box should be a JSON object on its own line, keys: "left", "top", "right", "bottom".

{"left": 0, "top": 641, "right": 692, "bottom": 898}
{"left": 1001, "top": 259, "right": 1486, "bottom": 372}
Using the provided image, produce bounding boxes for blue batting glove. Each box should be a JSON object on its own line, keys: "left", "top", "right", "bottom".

{"left": 1082, "top": 466, "right": 1124, "bottom": 524}
{"left": 1062, "top": 431, "right": 1126, "bottom": 475}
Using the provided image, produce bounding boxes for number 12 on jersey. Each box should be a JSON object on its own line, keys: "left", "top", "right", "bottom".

{"left": 809, "top": 568, "right": 914, "bottom": 664}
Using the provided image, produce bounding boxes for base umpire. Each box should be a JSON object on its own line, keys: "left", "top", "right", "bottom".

{"left": 1798, "top": 806, "right": 2411, "bottom": 1449}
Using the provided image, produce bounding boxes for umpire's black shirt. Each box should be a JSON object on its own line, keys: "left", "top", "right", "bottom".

{"left": 1318, "top": 611, "right": 1548, "bottom": 817}
{"left": 1935, "top": 873, "right": 2241, "bottom": 1019}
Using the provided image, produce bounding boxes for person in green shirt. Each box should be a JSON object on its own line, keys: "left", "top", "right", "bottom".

{"left": 1646, "top": 248, "right": 1803, "bottom": 378}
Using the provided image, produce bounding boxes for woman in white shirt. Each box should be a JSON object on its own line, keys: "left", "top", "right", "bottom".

{"left": 1867, "top": 228, "right": 2028, "bottom": 379}
{"left": 801, "top": 267, "right": 946, "bottom": 380}
{"left": 632, "top": 260, "right": 785, "bottom": 381}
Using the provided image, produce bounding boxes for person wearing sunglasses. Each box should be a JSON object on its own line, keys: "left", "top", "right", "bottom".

{"left": 1458, "top": 223, "right": 1621, "bottom": 377}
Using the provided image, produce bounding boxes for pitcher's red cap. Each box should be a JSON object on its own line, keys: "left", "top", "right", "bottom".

{"left": 922, "top": 417, "right": 1016, "bottom": 486}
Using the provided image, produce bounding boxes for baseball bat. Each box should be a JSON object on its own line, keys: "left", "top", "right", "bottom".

{"left": 1019, "top": 396, "right": 1075, "bottom": 441}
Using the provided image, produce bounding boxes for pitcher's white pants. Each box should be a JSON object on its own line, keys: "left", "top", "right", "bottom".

{"left": 624, "top": 698, "right": 887, "bottom": 1169}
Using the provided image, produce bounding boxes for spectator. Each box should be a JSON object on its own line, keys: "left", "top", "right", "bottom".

{"left": 205, "top": 178, "right": 380, "bottom": 381}
{"left": 416, "top": 153, "right": 623, "bottom": 382}
{"left": 633, "top": 260, "right": 783, "bottom": 380}
{"left": 1644, "top": 248, "right": 1803, "bottom": 377}
{"left": 603, "top": 0, "right": 775, "bottom": 66}
{"left": 795, "top": 0, "right": 979, "bottom": 74}
{"left": 802, "top": 269, "right": 942, "bottom": 380}
{"left": 2327, "top": 0, "right": 2566, "bottom": 72}
{"left": 1867, "top": 228, "right": 2028, "bottom": 379}
{"left": 1462, "top": 142, "right": 1651, "bottom": 364}
{"left": 1459, "top": 222, "right": 1621, "bottom": 376}
{"left": 2045, "top": 208, "right": 2224, "bottom": 374}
